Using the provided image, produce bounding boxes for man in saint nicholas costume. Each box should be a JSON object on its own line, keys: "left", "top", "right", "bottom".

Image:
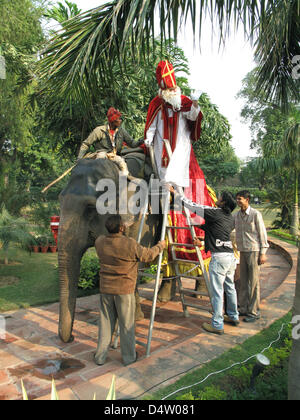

{"left": 144, "top": 60, "right": 216, "bottom": 302}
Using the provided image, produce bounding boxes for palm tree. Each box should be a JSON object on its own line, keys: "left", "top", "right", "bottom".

{"left": 254, "top": 109, "right": 299, "bottom": 236}
{"left": 282, "top": 115, "right": 299, "bottom": 236}
{"left": 38, "top": 1, "right": 299, "bottom": 110}
{"left": 43, "top": 1, "right": 82, "bottom": 25}
{"left": 254, "top": 0, "right": 300, "bottom": 111}
{"left": 37, "top": 0, "right": 300, "bottom": 399}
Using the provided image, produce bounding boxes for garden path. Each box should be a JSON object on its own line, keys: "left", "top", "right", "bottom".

{"left": 0, "top": 237, "right": 297, "bottom": 400}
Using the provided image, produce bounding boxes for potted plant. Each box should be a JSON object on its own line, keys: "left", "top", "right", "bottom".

{"left": 38, "top": 234, "right": 49, "bottom": 253}
{"left": 49, "top": 236, "right": 57, "bottom": 253}
{"left": 29, "top": 234, "right": 40, "bottom": 253}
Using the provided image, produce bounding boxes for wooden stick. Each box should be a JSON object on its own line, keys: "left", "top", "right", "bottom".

{"left": 41, "top": 165, "right": 76, "bottom": 194}
{"left": 41, "top": 152, "right": 98, "bottom": 194}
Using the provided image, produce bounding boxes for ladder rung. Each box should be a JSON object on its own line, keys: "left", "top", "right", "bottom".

{"left": 180, "top": 275, "right": 204, "bottom": 280}
{"left": 184, "top": 302, "right": 212, "bottom": 311}
{"left": 181, "top": 288, "right": 210, "bottom": 297}
{"left": 172, "top": 258, "right": 201, "bottom": 266}
{"left": 167, "top": 226, "right": 191, "bottom": 230}
{"left": 169, "top": 242, "right": 195, "bottom": 248}
{"left": 136, "top": 340, "right": 147, "bottom": 348}
{"left": 138, "top": 272, "right": 163, "bottom": 279}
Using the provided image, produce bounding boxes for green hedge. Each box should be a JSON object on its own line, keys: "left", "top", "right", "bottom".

{"left": 173, "top": 324, "right": 291, "bottom": 400}
{"left": 78, "top": 252, "right": 99, "bottom": 290}
{"left": 269, "top": 229, "right": 298, "bottom": 244}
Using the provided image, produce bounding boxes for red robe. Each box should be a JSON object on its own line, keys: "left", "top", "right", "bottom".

{"left": 144, "top": 95, "right": 216, "bottom": 276}
{"left": 144, "top": 95, "right": 202, "bottom": 167}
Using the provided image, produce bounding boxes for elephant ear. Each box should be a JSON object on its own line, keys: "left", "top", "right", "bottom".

{"left": 124, "top": 152, "right": 146, "bottom": 178}
{"left": 60, "top": 158, "right": 119, "bottom": 199}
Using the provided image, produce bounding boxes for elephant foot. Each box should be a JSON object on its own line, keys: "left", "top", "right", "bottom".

{"left": 157, "top": 279, "right": 177, "bottom": 303}
{"left": 194, "top": 277, "right": 208, "bottom": 299}
{"left": 135, "top": 289, "right": 144, "bottom": 321}
{"left": 135, "top": 307, "right": 144, "bottom": 321}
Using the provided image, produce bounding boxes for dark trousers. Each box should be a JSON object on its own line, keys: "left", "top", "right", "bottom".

{"left": 239, "top": 251, "right": 260, "bottom": 318}
{"left": 94, "top": 293, "right": 136, "bottom": 366}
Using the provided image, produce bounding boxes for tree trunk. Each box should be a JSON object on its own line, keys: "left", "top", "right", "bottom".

{"left": 288, "top": 243, "right": 300, "bottom": 400}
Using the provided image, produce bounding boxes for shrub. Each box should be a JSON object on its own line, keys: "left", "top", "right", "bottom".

{"left": 269, "top": 229, "right": 298, "bottom": 244}
{"left": 0, "top": 206, "right": 32, "bottom": 264}
{"left": 174, "top": 334, "right": 290, "bottom": 400}
{"left": 78, "top": 252, "right": 99, "bottom": 290}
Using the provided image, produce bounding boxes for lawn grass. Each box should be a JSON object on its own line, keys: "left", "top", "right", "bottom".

{"left": 0, "top": 246, "right": 97, "bottom": 312}
{"left": 145, "top": 312, "right": 292, "bottom": 400}
{"left": 251, "top": 204, "right": 279, "bottom": 229}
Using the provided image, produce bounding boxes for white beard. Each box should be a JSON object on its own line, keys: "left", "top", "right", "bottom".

{"left": 161, "top": 87, "right": 182, "bottom": 111}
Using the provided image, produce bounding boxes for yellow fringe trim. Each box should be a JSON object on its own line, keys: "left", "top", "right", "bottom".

{"left": 162, "top": 258, "right": 211, "bottom": 278}
{"left": 161, "top": 214, "right": 211, "bottom": 278}
{"left": 207, "top": 184, "right": 218, "bottom": 204}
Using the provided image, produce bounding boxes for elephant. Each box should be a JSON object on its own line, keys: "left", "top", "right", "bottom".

{"left": 57, "top": 153, "right": 162, "bottom": 343}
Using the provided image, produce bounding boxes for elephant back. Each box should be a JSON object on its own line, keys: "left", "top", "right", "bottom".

{"left": 60, "top": 158, "right": 120, "bottom": 199}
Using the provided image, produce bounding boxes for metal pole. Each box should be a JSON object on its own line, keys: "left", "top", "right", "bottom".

{"left": 146, "top": 189, "right": 170, "bottom": 357}
{"left": 136, "top": 175, "right": 153, "bottom": 244}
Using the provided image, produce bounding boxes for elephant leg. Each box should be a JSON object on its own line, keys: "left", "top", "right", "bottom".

{"left": 194, "top": 276, "right": 208, "bottom": 299}
{"left": 157, "top": 278, "right": 177, "bottom": 303}
{"left": 135, "top": 287, "right": 144, "bottom": 321}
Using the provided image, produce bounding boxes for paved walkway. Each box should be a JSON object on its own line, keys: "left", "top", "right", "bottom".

{"left": 0, "top": 238, "right": 297, "bottom": 400}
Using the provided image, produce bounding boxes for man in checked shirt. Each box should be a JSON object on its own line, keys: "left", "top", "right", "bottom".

{"left": 234, "top": 190, "right": 269, "bottom": 323}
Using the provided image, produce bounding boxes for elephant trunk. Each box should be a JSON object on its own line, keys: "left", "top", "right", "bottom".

{"left": 58, "top": 249, "right": 81, "bottom": 343}
{"left": 58, "top": 211, "right": 89, "bottom": 343}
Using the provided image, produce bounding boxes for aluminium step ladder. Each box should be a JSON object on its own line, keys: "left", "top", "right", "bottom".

{"left": 133, "top": 140, "right": 213, "bottom": 357}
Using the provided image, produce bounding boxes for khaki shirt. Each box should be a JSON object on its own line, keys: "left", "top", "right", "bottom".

{"left": 95, "top": 233, "right": 164, "bottom": 295}
{"left": 78, "top": 125, "right": 141, "bottom": 159}
{"left": 234, "top": 206, "right": 269, "bottom": 254}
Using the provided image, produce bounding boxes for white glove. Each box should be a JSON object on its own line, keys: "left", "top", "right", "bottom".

{"left": 144, "top": 139, "right": 153, "bottom": 147}
{"left": 190, "top": 90, "right": 202, "bottom": 101}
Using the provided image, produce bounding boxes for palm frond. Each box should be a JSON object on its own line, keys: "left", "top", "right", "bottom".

{"left": 254, "top": 0, "right": 300, "bottom": 110}
{"left": 38, "top": 0, "right": 268, "bottom": 106}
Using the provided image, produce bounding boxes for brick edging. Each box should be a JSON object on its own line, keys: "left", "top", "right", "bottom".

{"left": 268, "top": 238, "right": 295, "bottom": 267}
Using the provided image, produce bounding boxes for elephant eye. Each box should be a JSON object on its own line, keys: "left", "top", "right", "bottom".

{"left": 84, "top": 205, "right": 96, "bottom": 219}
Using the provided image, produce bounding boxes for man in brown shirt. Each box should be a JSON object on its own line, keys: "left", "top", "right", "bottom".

{"left": 94, "top": 215, "right": 166, "bottom": 366}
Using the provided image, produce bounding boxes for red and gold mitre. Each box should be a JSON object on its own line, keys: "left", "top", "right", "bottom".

{"left": 156, "top": 60, "right": 176, "bottom": 90}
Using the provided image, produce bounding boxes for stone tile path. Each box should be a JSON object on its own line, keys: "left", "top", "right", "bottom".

{"left": 0, "top": 238, "right": 297, "bottom": 400}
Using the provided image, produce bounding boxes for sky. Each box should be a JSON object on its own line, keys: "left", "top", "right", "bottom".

{"left": 58, "top": 0, "right": 257, "bottom": 160}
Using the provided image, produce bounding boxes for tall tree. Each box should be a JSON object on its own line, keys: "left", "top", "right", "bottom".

{"left": 0, "top": 0, "right": 44, "bottom": 162}
{"left": 238, "top": 70, "right": 299, "bottom": 235}
{"left": 0, "top": 0, "right": 54, "bottom": 215}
